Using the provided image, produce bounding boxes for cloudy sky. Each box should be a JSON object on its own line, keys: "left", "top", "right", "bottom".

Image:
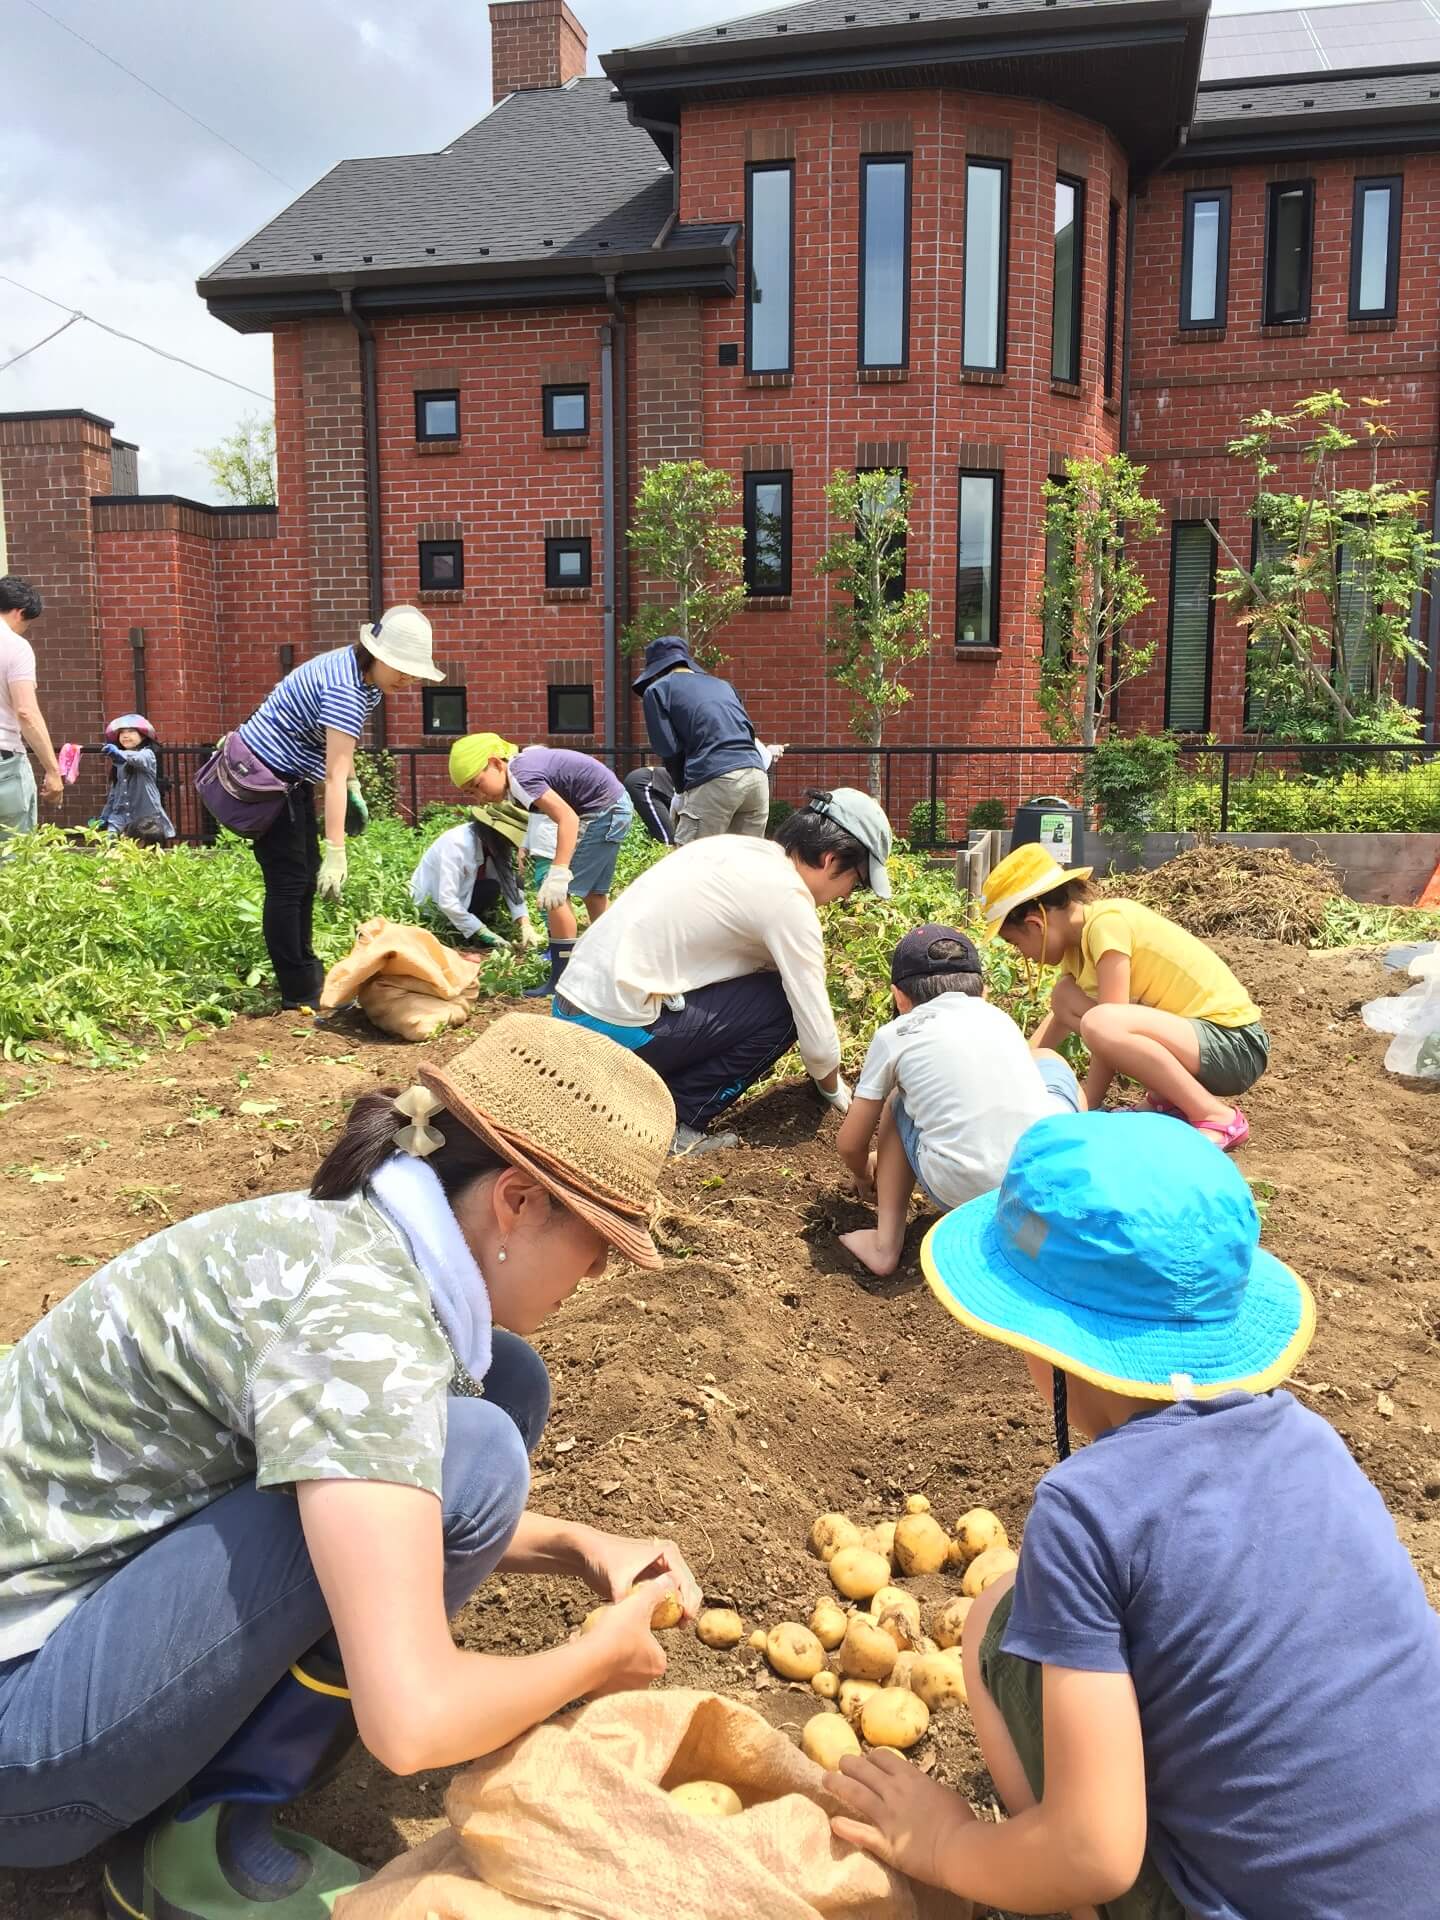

{"left": 3, "top": 0, "right": 1362, "bottom": 500}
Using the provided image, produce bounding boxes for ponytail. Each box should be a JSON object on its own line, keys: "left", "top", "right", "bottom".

{"left": 311, "top": 1086, "right": 506, "bottom": 1203}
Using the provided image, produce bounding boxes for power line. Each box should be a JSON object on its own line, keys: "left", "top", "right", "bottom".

{"left": 19, "top": 0, "right": 294, "bottom": 190}
{"left": 0, "top": 273, "right": 273, "bottom": 403}
{"left": 0, "top": 312, "right": 81, "bottom": 375}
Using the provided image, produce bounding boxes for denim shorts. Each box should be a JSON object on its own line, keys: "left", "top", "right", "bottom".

{"left": 892, "top": 1093, "right": 944, "bottom": 1205}
{"left": 568, "top": 796, "right": 634, "bottom": 897}
{"left": 894, "top": 1057, "right": 1082, "bottom": 1206}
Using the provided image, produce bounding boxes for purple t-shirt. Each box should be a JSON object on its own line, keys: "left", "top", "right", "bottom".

{"left": 507, "top": 747, "right": 622, "bottom": 819}
{"left": 1004, "top": 1390, "right": 1440, "bottom": 1919}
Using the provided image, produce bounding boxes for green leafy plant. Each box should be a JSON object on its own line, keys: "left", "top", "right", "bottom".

{"left": 1172, "top": 758, "right": 1440, "bottom": 833}
{"left": 198, "top": 413, "right": 276, "bottom": 506}
{"left": 766, "top": 799, "right": 795, "bottom": 836}
{"left": 907, "top": 798, "right": 948, "bottom": 849}
{"left": 352, "top": 748, "right": 398, "bottom": 821}
{"left": 1085, "top": 732, "right": 1180, "bottom": 851}
{"left": 623, "top": 460, "right": 746, "bottom": 665}
{"left": 967, "top": 799, "right": 1006, "bottom": 832}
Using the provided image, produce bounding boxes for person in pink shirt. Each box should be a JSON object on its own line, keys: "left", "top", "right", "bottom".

{"left": 0, "top": 577, "right": 62, "bottom": 837}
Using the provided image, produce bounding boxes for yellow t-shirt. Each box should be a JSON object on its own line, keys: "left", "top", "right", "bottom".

{"left": 1063, "top": 899, "right": 1262, "bottom": 1028}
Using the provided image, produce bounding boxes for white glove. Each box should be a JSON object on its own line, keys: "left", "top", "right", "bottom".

{"left": 536, "top": 864, "right": 573, "bottom": 912}
{"left": 816, "top": 1073, "right": 852, "bottom": 1115}
{"left": 317, "top": 841, "right": 347, "bottom": 902}
{"left": 515, "top": 916, "right": 546, "bottom": 951}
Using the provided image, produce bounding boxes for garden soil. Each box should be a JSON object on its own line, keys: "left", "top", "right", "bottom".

{"left": 2, "top": 939, "right": 1437, "bottom": 1920}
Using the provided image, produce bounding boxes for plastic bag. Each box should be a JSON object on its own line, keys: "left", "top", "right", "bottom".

{"left": 1363, "top": 945, "right": 1440, "bottom": 1077}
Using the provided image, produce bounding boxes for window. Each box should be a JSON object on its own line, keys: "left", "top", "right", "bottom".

{"left": 548, "top": 684, "right": 595, "bottom": 733}
{"left": 542, "top": 384, "right": 589, "bottom": 436}
{"left": 1043, "top": 509, "right": 1070, "bottom": 661}
{"left": 743, "top": 470, "right": 792, "bottom": 596}
{"left": 1052, "top": 175, "right": 1084, "bottom": 384}
{"left": 415, "top": 390, "right": 459, "bottom": 441}
{"left": 1336, "top": 537, "right": 1376, "bottom": 697}
{"left": 545, "top": 537, "right": 591, "bottom": 589}
{"left": 860, "top": 156, "right": 910, "bottom": 368}
{"left": 422, "top": 687, "right": 467, "bottom": 735}
{"left": 1349, "top": 175, "right": 1402, "bottom": 321}
{"left": 1245, "top": 518, "right": 1286, "bottom": 729}
{"left": 419, "top": 539, "right": 463, "bottom": 591}
{"left": 746, "top": 163, "right": 793, "bottom": 374}
{"left": 1264, "top": 181, "right": 1313, "bottom": 324}
{"left": 1165, "top": 522, "right": 1217, "bottom": 732}
{"left": 955, "top": 471, "right": 1001, "bottom": 648}
{"left": 963, "top": 159, "right": 1008, "bottom": 372}
{"left": 858, "top": 467, "right": 907, "bottom": 602}
{"left": 1180, "top": 188, "right": 1230, "bottom": 329}
{"left": 1103, "top": 198, "right": 1120, "bottom": 397}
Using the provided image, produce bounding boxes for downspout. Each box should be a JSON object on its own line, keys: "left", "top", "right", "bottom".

{"left": 606, "top": 275, "right": 633, "bottom": 759}
{"left": 1118, "top": 186, "right": 1138, "bottom": 453}
{"left": 341, "top": 287, "right": 387, "bottom": 747}
{"left": 600, "top": 284, "right": 619, "bottom": 755}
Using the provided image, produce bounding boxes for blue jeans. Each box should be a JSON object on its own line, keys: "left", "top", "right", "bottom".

{"left": 568, "top": 797, "right": 633, "bottom": 897}
{"left": 0, "top": 1332, "right": 550, "bottom": 1868}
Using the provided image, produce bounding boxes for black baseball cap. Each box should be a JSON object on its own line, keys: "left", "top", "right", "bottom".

{"left": 890, "top": 924, "right": 983, "bottom": 989}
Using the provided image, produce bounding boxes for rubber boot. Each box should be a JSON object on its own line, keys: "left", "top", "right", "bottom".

{"left": 523, "top": 938, "right": 574, "bottom": 1000}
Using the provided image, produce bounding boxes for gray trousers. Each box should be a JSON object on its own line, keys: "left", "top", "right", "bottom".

{"left": 0, "top": 754, "right": 37, "bottom": 836}
{"left": 674, "top": 766, "right": 769, "bottom": 842}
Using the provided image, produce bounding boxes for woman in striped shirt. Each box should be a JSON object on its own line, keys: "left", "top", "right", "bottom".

{"left": 237, "top": 607, "right": 443, "bottom": 1007}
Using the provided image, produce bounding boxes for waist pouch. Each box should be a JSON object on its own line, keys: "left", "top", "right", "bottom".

{"left": 195, "top": 732, "right": 292, "bottom": 839}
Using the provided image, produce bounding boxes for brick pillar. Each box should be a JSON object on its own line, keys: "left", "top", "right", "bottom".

{"left": 301, "top": 319, "right": 370, "bottom": 651}
{"left": 632, "top": 296, "right": 704, "bottom": 469}
{"left": 489, "top": 0, "right": 587, "bottom": 102}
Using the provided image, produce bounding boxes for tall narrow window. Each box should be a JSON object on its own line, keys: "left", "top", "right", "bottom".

{"left": 1180, "top": 188, "right": 1231, "bottom": 329}
{"left": 858, "top": 467, "right": 907, "bottom": 601}
{"left": 1349, "top": 175, "right": 1402, "bottom": 321}
{"left": 1336, "top": 538, "right": 1376, "bottom": 697}
{"left": 744, "top": 470, "right": 792, "bottom": 596}
{"left": 1264, "top": 180, "right": 1313, "bottom": 324}
{"left": 963, "top": 159, "right": 1008, "bottom": 372}
{"left": 1103, "top": 198, "right": 1120, "bottom": 397}
{"left": 746, "top": 163, "right": 793, "bottom": 374}
{"left": 1165, "top": 522, "right": 1217, "bottom": 732}
{"left": 1052, "top": 175, "right": 1084, "bottom": 384}
{"left": 956, "top": 471, "right": 1002, "bottom": 649}
{"left": 1245, "top": 519, "right": 1285, "bottom": 729}
{"left": 860, "top": 156, "right": 910, "bottom": 368}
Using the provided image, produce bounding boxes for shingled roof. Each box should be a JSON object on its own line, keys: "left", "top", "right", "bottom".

{"left": 623, "top": 0, "right": 1166, "bottom": 54}
{"left": 1187, "top": 58, "right": 1440, "bottom": 157}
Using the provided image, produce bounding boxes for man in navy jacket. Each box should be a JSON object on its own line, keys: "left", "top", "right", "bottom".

{"left": 631, "top": 637, "right": 779, "bottom": 842}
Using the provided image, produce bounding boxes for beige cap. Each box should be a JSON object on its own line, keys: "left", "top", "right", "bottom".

{"left": 360, "top": 604, "right": 444, "bottom": 684}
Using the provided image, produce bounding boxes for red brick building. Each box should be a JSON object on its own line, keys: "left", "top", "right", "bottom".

{"left": 3, "top": 0, "right": 1437, "bottom": 832}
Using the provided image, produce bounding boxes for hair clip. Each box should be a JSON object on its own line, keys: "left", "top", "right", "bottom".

{"left": 393, "top": 1085, "right": 445, "bottom": 1157}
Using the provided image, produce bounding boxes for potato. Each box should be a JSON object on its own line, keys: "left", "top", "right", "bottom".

{"left": 860, "top": 1687, "right": 931, "bottom": 1750}
{"left": 929, "top": 1596, "right": 974, "bottom": 1650}
{"left": 802, "top": 1712, "right": 862, "bottom": 1769}
{"left": 748, "top": 1629, "right": 769, "bottom": 1651}
{"left": 858, "top": 1520, "right": 896, "bottom": 1561}
{"left": 809, "top": 1598, "right": 848, "bottom": 1651}
{"left": 811, "top": 1670, "right": 839, "bottom": 1699}
{"left": 695, "top": 1607, "right": 744, "bottom": 1650}
{"left": 839, "top": 1678, "right": 881, "bottom": 1727}
{"left": 668, "top": 1780, "right": 742, "bottom": 1818}
{"left": 910, "top": 1651, "right": 968, "bottom": 1711}
{"left": 766, "top": 1622, "right": 826, "bottom": 1682}
{"left": 579, "top": 1605, "right": 609, "bottom": 1635}
{"left": 889, "top": 1650, "right": 920, "bottom": 1692}
{"left": 810, "top": 1512, "right": 861, "bottom": 1562}
{"left": 893, "top": 1512, "right": 951, "bottom": 1578}
{"left": 828, "top": 1546, "right": 891, "bottom": 1601}
{"left": 626, "top": 1581, "right": 683, "bottom": 1630}
{"left": 904, "top": 1493, "right": 931, "bottom": 1515}
{"left": 837, "top": 1615, "right": 898, "bottom": 1682}
{"left": 962, "top": 1546, "right": 1019, "bottom": 1599}
{"left": 870, "top": 1587, "right": 923, "bottom": 1648}
{"left": 952, "top": 1509, "right": 1009, "bottom": 1565}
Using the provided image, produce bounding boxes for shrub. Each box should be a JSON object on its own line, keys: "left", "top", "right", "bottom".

{"left": 352, "top": 748, "right": 398, "bottom": 820}
{"left": 1172, "top": 760, "right": 1440, "bottom": 834}
{"left": 767, "top": 799, "right": 795, "bottom": 836}
{"left": 968, "top": 799, "right": 1006, "bottom": 832}
{"left": 1085, "top": 732, "right": 1179, "bottom": 850}
{"left": 907, "top": 798, "right": 948, "bottom": 847}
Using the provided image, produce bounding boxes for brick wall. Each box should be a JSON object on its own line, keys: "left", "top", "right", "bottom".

{"left": 489, "top": 0, "right": 587, "bottom": 102}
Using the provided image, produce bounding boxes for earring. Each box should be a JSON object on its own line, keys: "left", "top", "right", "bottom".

{"left": 496, "top": 1245, "right": 508, "bottom": 1264}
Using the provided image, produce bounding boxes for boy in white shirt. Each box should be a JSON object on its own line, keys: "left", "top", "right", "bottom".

{"left": 836, "top": 925, "right": 1083, "bottom": 1276}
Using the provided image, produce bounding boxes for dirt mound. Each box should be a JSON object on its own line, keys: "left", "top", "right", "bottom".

{"left": 1108, "top": 843, "right": 1342, "bottom": 945}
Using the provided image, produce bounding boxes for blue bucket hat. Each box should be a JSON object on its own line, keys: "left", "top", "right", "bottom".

{"left": 631, "top": 635, "right": 694, "bottom": 695}
{"left": 922, "top": 1111, "right": 1314, "bottom": 1400}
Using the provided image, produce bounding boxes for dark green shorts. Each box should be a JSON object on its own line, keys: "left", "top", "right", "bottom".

{"left": 979, "top": 1589, "right": 1187, "bottom": 1920}
{"left": 1192, "top": 1018, "right": 1269, "bottom": 1098}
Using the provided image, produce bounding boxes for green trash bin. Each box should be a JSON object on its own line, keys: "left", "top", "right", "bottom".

{"left": 1011, "top": 795, "right": 1086, "bottom": 869}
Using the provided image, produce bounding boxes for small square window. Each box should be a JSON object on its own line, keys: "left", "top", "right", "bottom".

{"left": 545, "top": 536, "right": 591, "bottom": 588}
{"left": 542, "top": 385, "right": 589, "bottom": 436}
{"left": 548, "top": 684, "right": 595, "bottom": 733}
{"left": 415, "top": 390, "right": 459, "bottom": 441}
{"left": 422, "top": 686, "right": 467, "bottom": 735}
{"left": 419, "top": 539, "right": 464, "bottom": 591}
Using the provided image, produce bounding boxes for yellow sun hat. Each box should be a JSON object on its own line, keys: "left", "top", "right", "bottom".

{"left": 448, "top": 733, "right": 518, "bottom": 789}
{"left": 981, "top": 842, "right": 1093, "bottom": 926}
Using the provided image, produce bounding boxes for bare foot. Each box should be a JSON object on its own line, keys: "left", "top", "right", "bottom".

{"left": 839, "top": 1227, "right": 903, "bottom": 1277}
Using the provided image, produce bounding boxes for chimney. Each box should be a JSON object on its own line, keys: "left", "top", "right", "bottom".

{"left": 489, "top": 0, "right": 587, "bottom": 103}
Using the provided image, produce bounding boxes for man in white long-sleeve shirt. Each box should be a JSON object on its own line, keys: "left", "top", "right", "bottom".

{"left": 555, "top": 788, "right": 892, "bottom": 1154}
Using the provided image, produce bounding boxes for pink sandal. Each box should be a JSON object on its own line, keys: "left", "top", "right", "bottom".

{"left": 1143, "top": 1094, "right": 1185, "bottom": 1120}
{"left": 1196, "top": 1109, "right": 1249, "bottom": 1153}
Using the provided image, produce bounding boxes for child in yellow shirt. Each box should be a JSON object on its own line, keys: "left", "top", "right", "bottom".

{"left": 984, "top": 845, "right": 1268, "bottom": 1150}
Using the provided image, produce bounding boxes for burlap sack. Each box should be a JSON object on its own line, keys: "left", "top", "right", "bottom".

{"left": 322, "top": 918, "right": 481, "bottom": 1042}
{"left": 356, "top": 978, "right": 474, "bottom": 1043}
{"left": 336, "top": 1690, "right": 968, "bottom": 1920}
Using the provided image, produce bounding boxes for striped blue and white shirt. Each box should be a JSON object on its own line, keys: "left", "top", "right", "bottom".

{"left": 238, "top": 647, "right": 380, "bottom": 785}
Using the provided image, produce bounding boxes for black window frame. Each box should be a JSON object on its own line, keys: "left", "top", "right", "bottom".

{"left": 954, "top": 468, "right": 1003, "bottom": 652}
{"left": 1103, "top": 197, "right": 1120, "bottom": 398}
{"left": 1348, "top": 174, "right": 1402, "bottom": 322}
{"left": 1179, "top": 187, "right": 1231, "bottom": 330}
{"left": 422, "top": 686, "right": 468, "bottom": 736}
{"left": 547, "top": 683, "right": 595, "bottom": 734}
{"left": 544, "top": 536, "right": 592, "bottom": 590}
{"left": 742, "top": 469, "right": 793, "bottom": 597}
{"left": 1051, "top": 173, "right": 1085, "bottom": 385}
{"left": 1263, "top": 179, "right": 1314, "bottom": 325}
{"left": 542, "top": 383, "right": 589, "bottom": 437}
{"left": 744, "top": 161, "right": 795, "bottom": 376}
{"left": 858, "top": 153, "right": 912, "bottom": 370}
{"left": 418, "top": 538, "right": 464, "bottom": 592}
{"left": 1164, "top": 520, "right": 1217, "bottom": 733}
{"left": 414, "top": 389, "right": 460, "bottom": 442}
{"left": 962, "top": 157, "right": 1009, "bottom": 374}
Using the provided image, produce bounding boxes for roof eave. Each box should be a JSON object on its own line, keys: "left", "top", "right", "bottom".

{"left": 1182, "top": 106, "right": 1440, "bottom": 164}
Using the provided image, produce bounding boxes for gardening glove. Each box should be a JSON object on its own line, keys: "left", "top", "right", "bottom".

{"left": 816, "top": 1072, "right": 852, "bottom": 1116}
{"left": 317, "top": 841, "right": 348, "bottom": 902}
{"left": 536, "top": 864, "right": 573, "bottom": 913}
{"left": 515, "top": 916, "right": 546, "bottom": 951}
{"left": 345, "top": 776, "right": 369, "bottom": 825}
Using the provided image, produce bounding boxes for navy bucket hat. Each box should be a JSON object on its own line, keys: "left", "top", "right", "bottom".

{"left": 631, "top": 636, "right": 694, "bottom": 695}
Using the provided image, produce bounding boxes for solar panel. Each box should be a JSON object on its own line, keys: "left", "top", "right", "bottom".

{"left": 1202, "top": 0, "right": 1440, "bottom": 84}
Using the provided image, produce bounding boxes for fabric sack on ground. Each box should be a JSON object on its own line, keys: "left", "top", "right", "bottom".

{"left": 324, "top": 917, "right": 481, "bottom": 1042}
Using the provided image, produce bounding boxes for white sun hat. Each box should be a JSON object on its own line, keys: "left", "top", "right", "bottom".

{"left": 359, "top": 605, "right": 444, "bottom": 683}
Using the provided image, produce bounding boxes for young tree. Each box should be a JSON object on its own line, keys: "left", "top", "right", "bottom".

{"left": 624, "top": 460, "right": 746, "bottom": 665}
{"left": 198, "top": 413, "right": 276, "bottom": 506}
{"left": 1036, "top": 455, "right": 1163, "bottom": 746}
{"left": 1215, "top": 391, "right": 1434, "bottom": 741}
{"left": 818, "top": 468, "right": 931, "bottom": 800}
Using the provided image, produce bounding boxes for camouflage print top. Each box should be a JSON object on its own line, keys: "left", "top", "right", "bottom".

{"left": 0, "top": 1188, "right": 453, "bottom": 1660}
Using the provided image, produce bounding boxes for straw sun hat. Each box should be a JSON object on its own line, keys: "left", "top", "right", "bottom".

{"left": 358, "top": 604, "right": 445, "bottom": 683}
{"left": 420, "top": 1013, "right": 676, "bottom": 1270}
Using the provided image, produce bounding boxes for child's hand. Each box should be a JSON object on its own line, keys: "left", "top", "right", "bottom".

{"left": 827, "top": 1750, "right": 977, "bottom": 1890}
{"left": 852, "top": 1152, "right": 877, "bottom": 1204}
